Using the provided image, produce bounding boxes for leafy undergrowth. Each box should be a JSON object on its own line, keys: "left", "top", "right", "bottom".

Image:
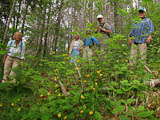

{"left": 1, "top": 35, "right": 160, "bottom": 120}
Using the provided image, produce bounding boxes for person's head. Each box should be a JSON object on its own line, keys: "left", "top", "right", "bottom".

{"left": 74, "top": 34, "right": 79, "bottom": 40}
{"left": 138, "top": 8, "right": 146, "bottom": 19}
{"left": 97, "top": 14, "right": 104, "bottom": 23}
{"left": 13, "top": 32, "right": 22, "bottom": 41}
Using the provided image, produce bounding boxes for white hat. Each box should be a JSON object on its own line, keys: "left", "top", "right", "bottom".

{"left": 139, "top": 7, "right": 146, "bottom": 12}
{"left": 97, "top": 14, "right": 103, "bottom": 19}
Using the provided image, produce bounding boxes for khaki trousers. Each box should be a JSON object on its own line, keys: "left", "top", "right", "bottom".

{"left": 130, "top": 43, "right": 147, "bottom": 66}
{"left": 3, "top": 56, "right": 20, "bottom": 83}
{"left": 83, "top": 46, "right": 93, "bottom": 61}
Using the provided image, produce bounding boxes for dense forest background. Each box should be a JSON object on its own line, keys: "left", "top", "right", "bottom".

{"left": 1, "top": 0, "right": 160, "bottom": 119}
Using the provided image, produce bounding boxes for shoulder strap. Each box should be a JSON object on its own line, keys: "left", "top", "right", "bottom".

{"left": 9, "top": 40, "right": 14, "bottom": 47}
{"left": 100, "top": 23, "right": 105, "bottom": 27}
{"left": 20, "top": 41, "right": 23, "bottom": 50}
{"left": 20, "top": 41, "right": 23, "bottom": 58}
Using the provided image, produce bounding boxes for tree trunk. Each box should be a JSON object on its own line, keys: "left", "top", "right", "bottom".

{"left": 43, "top": 4, "right": 51, "bottom": 58}
{"left": 34, "top": 8, "right": 47, "bottom": 59}
{"left": 54, "top": 0, "right": 64, "bottom": 52}
{"left": 114, "top": 1, "right": 120, "bottom": 33}
{"left": 21, "top": 0, "right": 29, "bottom": 35}
{"left": 2, "top": 0, "right": 17, "bottom": 43}
{"left": 16, "top": 0, "right": 22, "bottom": 29}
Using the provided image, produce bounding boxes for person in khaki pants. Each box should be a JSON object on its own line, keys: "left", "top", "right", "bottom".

{"left": 129, "top": 8, "right": 154, "bottom": 66}
{"left": 96, "top": 14, "right": 112, "bottom": 52}
{"left": 2, "top": 32, "right": 25, "bottom": 83}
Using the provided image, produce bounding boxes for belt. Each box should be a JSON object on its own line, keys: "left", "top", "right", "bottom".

{"left": 7, "top": 55, "right": 20, "bottom": 60}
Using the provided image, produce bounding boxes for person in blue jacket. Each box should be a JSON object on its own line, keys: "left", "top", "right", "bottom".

{"left": 83, "top": 31, "right": 98, "bottom": 61}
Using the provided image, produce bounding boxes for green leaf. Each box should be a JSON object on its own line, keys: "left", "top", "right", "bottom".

{"left": 94, "top": 111, "right": 102, "bottom": 120}
{"left": 112, "top": 105, "right": 125, "bottom": 114}
{"left": 142, "top": 0, "right": 152, "bottom": 2}
{"left": 31, "top": 75, "right": 44, "bottom": 81}
{"left": 120, "top": 115, "right": 130, "bottom": 120}
{"left": 87, "top": 22, "right": 93, "bottom": 28}
{"left": 126, "top": 98, "right": 136, "bottom": 105}
{"left": 137, "top": 111, "right": 154, "bottom": 118}
{"left": 0, "top": 50, "right": 6, "bottom": 55}
{"left": 137, "top": 106, "right": 145, "bottom": 112}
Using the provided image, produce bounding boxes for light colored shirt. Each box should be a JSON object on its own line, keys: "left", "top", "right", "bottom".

{"left": 69, "top": 39, "right": 83, "bottom": 55}
{"left": 7, "top": 40, "right": 25, "bottom": 59}
{"left": 99, "top": 22, "right": 112, "bottom": 38}
{"left": 73, "top": 40, "right": 80, "bottom": 49}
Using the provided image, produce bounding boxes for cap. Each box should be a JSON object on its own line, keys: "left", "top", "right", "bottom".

{"left": 139, "top": 7, "right": 146, "bottom": 12}
{"left": 97, "top": 14, "right": 103, "bottom": 19}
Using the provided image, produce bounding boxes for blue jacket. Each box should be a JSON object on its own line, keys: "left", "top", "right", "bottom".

{"left": 84, "top": 36, "right": 98, "bottom": 46}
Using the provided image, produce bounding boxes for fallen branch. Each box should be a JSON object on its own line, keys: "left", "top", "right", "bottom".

{"left": 74, "top": 62, "right": 84, "bottom": 92}
{"left": 146, "top": 79, "right": 160, "bottom": 88}
{"left": 50, "top": 78, "right": 70, "bottom": 97}
{"left": 144, "top": 65, "right": 160, "bottom": 87}
{"left": 144, "top": 65, "right": 157, "bottom": 77}
{"left": 58, "top": 80, "right": 70, "bottom": 96}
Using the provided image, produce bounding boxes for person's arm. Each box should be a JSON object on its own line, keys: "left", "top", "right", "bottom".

{"left": 95, "top": 28, "right": 99, "bottom": 33}
{"left": 69, "top": 41, "right": 73, "bottom": 56}
{"left": 99, "top": 26, "right": 112, "bottom": 34}
{"left": 146, "top": 20, "right": 154, "bottom": 43}
{"left": 3, "top": 54, "right": 7, "bottom": 64}
{"left": 129, "top": 37, "right": 133, "bottom": 45}
{"left": 79, "top": 40, "right": 83, "bottom": 51}
{"left": 146, "top": 35, "right": 152, "bottom": 43}
{"left": 99, "top": 23, "right": 112, "bottom": 34}
{"left": 92, "top": 36, "right": 98, "bottom": 45}
{"left": 20, "top": 41, "right": 25, "bottom": 61}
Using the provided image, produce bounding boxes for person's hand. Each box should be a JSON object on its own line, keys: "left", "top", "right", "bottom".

{"left": 3, "top": 54, "right": 7, "bottom": 65}
{"left": 78, "top": 48, "right": 81, "bottom": 51}
{"left": 146, "top": 35, "right": 152, "bottom": 43}
{"left": 95, "top": 28, "right": 99, "bottom": 33}
{"left": 99, "top": 26, "right": 103, "bottom": 31}
{"left": 3, "top": 59, "right": 5, "bottom": 64}
{"left": 129, "top": 39, "right": 132, "bottom": 45}
{"left": 146, "top": 39, "right": 151, "bottom": 43}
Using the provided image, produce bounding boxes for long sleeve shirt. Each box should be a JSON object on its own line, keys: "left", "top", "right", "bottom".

{"left": 84, "top": 36, "right": 98, "bottom": 46}
{"left": 130, "top": 17, "right": 154, "bottom": 44}
{"left": 7, "top": 40, "right": 25, "bottom": 59}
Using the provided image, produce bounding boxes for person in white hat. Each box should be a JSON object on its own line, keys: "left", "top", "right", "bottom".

{"left": 96, "top": 14, "right": 112, "bottom": 52}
